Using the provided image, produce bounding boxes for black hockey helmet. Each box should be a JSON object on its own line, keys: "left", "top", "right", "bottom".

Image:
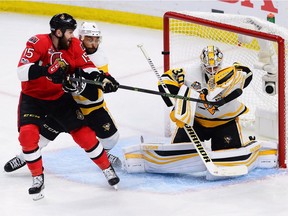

{"left": 49, "top": 13, "right": 77, "bottom": 33}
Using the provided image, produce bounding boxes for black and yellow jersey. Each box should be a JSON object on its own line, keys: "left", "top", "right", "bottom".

{"left": 72, "top": 46, "right": 109, "bottom": 115}
{"left": 158, "top": 64, "right": 252, "bottom": 127}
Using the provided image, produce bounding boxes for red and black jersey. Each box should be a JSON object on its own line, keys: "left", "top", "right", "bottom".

{"left": 17, "top": 34, "right": 96, "bottom": 100}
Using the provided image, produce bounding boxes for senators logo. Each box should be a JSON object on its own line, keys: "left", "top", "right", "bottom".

{"left": 50, "top": 52, "right": 68, "bottom": 66}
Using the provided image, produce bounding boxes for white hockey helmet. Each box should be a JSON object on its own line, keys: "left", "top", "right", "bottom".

{"left": 200, "top": 45, "right": 223, "bottom": 76}
{"left": 79, "top": 21, "right": 101, "bottom": 38}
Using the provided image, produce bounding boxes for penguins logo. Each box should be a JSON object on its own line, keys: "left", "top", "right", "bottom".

{"left": 76, "top": 110, "right": 84, "bottom": 120}
{"left": 103, "top": 123, "right": 111, "bottom": 131}
{"left": 224, "top": 136, "right": 232, "bottom": 144}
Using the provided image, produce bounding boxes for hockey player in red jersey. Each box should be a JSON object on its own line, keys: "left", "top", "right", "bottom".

{"left": 4, "top": 21, "right": 121, "bottom": 174}
{"left": 16, "top": 13, "right": 119, "bottom": 200}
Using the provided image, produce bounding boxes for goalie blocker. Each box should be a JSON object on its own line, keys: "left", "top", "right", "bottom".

{"left": 123, "top": 139, "right": 277, "bottom": 180}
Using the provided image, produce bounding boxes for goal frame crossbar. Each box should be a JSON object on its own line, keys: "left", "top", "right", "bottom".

{"left": 163, "top": 11, "right": 286, "bottom": 168}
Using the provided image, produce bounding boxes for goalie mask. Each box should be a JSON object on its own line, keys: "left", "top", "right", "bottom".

{"left": 200, "top": 46, "right": 223, "bottom": 77}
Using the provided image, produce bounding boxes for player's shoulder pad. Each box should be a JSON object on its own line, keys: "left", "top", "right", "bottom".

{"left": 27, "top": 34, "right": 49, "bottom": 46}
{"left": 214, "top": 66, "right": 235, "bottom": 86}
{"left": 71, "top": 37, "right": 85, "bottom": 51}
{"left": 232, "top": 63, "right": 253, "bottom": 88}
{"left": 162, "top": 69, "right": 174, "bottom": 79}
{"left": 27, "top": 35, "right": 40, "bottom": 45}
{"left": 26, "top": 34, "right": 52, "bottom": 55}
{"left": 233, "top": 63, "right": 252, "bottom": 74}
{"left": 164, "top": 68, "right": 185, "bottom": 78}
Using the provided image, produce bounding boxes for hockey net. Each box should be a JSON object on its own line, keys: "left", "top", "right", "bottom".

{"left": 163, "top": 11, "right": 288, "bottom": 168}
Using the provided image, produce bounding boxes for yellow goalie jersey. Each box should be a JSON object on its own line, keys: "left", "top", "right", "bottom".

{"left": 159, "top": 63, "right": 253, "bottom": 127}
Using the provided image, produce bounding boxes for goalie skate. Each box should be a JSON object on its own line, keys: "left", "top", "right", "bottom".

{"left": 4, "top": 155, "right": 26, "bottom": 172}
{"left": 29, "top": 174, "right": 45, "bottom": 201}
{"left": 103, "top": 166, "right": 120, "bottom": 190}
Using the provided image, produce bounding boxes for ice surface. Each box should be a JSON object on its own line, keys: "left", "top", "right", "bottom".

{"left": 0, "top": 13, "right": 288, "bottom": 216}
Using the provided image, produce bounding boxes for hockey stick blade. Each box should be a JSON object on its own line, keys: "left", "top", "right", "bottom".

{"left": 68, "top": 77, "right": 225, "bottom": 106}
{"left": 184, "top": 125, "right": 248, "bottom": 176}
{"left": 212, "top": 165, "right": 248, "bottom": 176}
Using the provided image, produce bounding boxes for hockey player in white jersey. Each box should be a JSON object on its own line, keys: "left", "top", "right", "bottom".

{"left": 123, "top": 45, "right": 277, "bottom": 179}
{"left": 4, "top": 21, "right": 121, "bottom": 174}
{"left": 167, "top": 45, "right": 251, "bottom": 150}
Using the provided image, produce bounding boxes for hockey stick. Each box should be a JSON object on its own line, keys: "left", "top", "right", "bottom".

{"left": 137, "top": 44, "right": 174, "bottom": 105}
{"left": 68, "top": 77, "right": 227, "bottom": 106}
{"left": 184, "top": 125, "right": 248, "bottom": 176}
{"left": 137, "top": 44, "right": 248, "bottom": 176}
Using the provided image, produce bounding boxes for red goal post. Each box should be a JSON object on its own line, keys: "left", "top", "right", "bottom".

{"left": 163, "top": 11, "right": 287, "bottom": 168}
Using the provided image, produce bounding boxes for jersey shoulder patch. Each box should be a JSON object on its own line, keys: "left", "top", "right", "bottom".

{"left": 28, "top": 36, "right": 39, "bottom": 44}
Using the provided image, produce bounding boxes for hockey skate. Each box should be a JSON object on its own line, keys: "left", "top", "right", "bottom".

{"left": 103, "top": 166, "right": 120, "bottom": 190}
{"left": 4, "top": 155, "right": 26, "bottom": 172}
{"left": 29, "top": 174, "right": 45, "bottom": 201}
{"left": 107, "top": 152, "right": 122, "bottom": 168}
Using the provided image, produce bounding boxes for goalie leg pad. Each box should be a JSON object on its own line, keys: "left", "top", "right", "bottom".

{"left": 123, "top": 143, "right": 207, "bottom": 174}
{"left": 123, "top": 140, "right": 277, "bottom": 176}
{"left": 123, "top": 145, "right": 145, "bottom": 173}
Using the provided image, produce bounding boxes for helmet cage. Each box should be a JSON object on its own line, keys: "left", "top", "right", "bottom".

{"left": 200, "top": 45, "right": 223, "bottom": 76}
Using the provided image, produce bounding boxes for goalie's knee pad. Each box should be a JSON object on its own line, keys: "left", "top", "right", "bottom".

{"left": 70, "top": 126, "right": 98, "bottom": 150}
{"left": 98, "top": 131, "right": 119, "bottom": 151}
{"left": 18, "top": 124, "right": 40, "bottom": 151}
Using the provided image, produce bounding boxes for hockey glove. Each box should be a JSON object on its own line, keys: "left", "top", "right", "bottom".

{"left": 102, "top": 73, "right": 119, "bottom": 93}
{"left": 74, "top": 69, "right": 119, "bottom": 93}
{"left": 46, "top": 60, "right": 66, "bottom": 84}
{"left": 62, "top": 78, "right": 77, "bottom": 93}
{"left": 63, "top": 69, "right": 86, "bottom": 94}
{"left": 92, "top": 71, "right": 119, "bottom": 93}
{"left": 75, "top": 68, "right": 103, "bottom": 82}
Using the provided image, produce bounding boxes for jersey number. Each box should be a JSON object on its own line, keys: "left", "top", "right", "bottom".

{"left": 23, "top": 48, "right": 34, "bottom": 58}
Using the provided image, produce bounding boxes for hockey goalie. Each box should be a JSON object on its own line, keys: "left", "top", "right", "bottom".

{"left": 123, "top": 45, "right": 278, "bottom": 180}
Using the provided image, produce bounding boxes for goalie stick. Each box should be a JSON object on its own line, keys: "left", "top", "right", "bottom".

{"left": 68, "top": 77, "right": 230, "bottom": 106}
{"left": 184, "top": 125, "right": 248, "bottom": 176}
{"left": 137, "top": 44, "right": 248, "bottom": 176}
